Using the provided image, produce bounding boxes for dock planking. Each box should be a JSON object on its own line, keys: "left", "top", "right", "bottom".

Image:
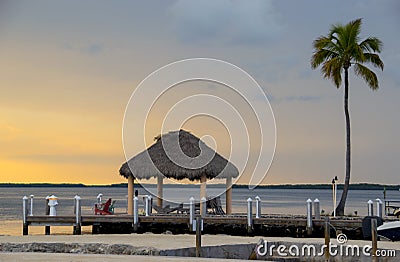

{"left": 24, "top": 214, "right": 363, "bottom": 237}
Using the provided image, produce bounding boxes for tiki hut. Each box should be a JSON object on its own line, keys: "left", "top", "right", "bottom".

{"left": 119, "top": 129, "right": 239, "bottom": 215}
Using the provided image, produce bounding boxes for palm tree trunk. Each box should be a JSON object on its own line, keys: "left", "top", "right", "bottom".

{"left": 336, "top": 67, "right": 351, "bottom": 216}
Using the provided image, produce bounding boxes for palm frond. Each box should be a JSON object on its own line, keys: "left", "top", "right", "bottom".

{"left": 330, "top": 25, "right": 346, "bottom": 52}
{"left": 321, "top": 57, "right": 343, "bottom": 88}
{"left": 312, "top": 36, "right": 330, "bottom": 49}
{"left": 347, "top": 19, "right": 362, "bottom": 47}
{"left": 351, "top": 44, "right": 365, "bottom": 63}
{"left": 354, "top": 63, "right": 379, "bottom": 90}
{"left": 363, "top": 53, "right": 384, "bottom": 70}
{"left": 311, "top": 48, "right": 338, "bottom": 69}
{"left": 332, "top": 63, "right": 343, "bottom": 88}
{"left": 360, "top": 37, "right": 383, "bottom": 53}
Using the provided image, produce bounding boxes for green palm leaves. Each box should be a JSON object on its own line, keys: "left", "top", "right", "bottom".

{"left": 311, "top": 18, "right": 383, "bottom": 89}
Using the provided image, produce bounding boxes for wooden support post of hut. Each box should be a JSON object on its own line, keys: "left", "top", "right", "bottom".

{"left": 200, "top": 174, "right": 207, "bottom": 215}
{"left": 226, "top": 176, "right": 232, "bottom": 215}
{"left": 127, "top": 175, "right": 134, "bottom": 215}
{"left": 157, "top": 175, "right": 163, "bottom": 207}
{"left": 119, "top": 130, "right": 239, "bottom": 216}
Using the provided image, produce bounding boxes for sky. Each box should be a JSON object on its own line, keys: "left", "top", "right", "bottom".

{"left": 0, "top": 0, "right": 399, "bottom": 185}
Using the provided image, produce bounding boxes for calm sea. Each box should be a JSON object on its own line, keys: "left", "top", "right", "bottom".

{"left": 0, "top": 186, "right": 398, "bottom": 236}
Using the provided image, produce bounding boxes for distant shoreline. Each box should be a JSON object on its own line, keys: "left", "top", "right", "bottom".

{"left": 0, "top": 182, "right": 399, "bottom": 190}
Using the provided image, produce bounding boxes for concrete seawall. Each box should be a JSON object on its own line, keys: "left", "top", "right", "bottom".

{"left": 0, "top": 234, "right": 398, "bottom": 261}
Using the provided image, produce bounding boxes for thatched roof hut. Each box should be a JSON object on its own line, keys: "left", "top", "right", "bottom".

{"left": 120, "top": 129, "right": 239, "bottom": 181}
{"left": 120, "top": 129, "right": 238, "bottom": 214}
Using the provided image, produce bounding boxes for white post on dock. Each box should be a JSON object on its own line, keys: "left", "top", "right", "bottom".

{"left": 74, "top": 195, "right": 82, "bottom": 235}
{"left": 48, "top": 195, "right": 58, "bottom": 216}
{"left": 314, "top": 198, "right": 320, "bottom": 220}
{"left": 189, "top": 197, "right": 195, "bottom": 228}
{"left": 22, "top": 196, "right": 28, "bottom": 235}
{"left": 29, "top": 195, "right": 34, "bottom": 216}
{"left": 97, "top": 193, "right": 103, "bottom": 204}
{"left": 306, "top": 198, "right": 313, "bottom": 235}
{"left": 147, "top": 195, "right": 152, "bottom": 215}
{"left": 247, "top": 198, "right": 253, "bottom": 234}
{"left": 255, "top": 196, "right": 261, "bottom": 218}
{"left": 133, "top": 196, "right": 139, "bottom": 231}
{"left": 145, "top": 195, "right": 150, "bottom": 216}
{"left": 367, "top": 200, "right": 374, "bottom": 216}
{"left": 376, "top": 198, "right": 383, "bottom": 218}
{"left": 201, "top": 197, "right": 207, "bottom": 217}
{"left": 45, "top": 196, "right": 50, "bottom": 235}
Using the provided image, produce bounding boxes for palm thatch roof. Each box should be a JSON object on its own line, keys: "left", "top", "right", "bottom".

{"left": 119, "top": 129, "right": 239, "bottom": 181}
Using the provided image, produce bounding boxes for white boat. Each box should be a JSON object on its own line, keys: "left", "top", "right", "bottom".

{"left": 377, "top": 221, "right": 400, "bottom": 241}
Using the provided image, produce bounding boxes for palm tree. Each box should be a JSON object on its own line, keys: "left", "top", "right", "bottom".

{"left": 311, "top": 18, "right": 383, "bottom": 216}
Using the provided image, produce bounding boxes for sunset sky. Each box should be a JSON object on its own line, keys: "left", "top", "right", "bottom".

{"left": 0, "top": 1, "right": 399, "bottom": 185}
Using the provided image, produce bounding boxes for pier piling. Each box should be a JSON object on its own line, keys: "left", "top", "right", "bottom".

{"left": 45, "top": 196, "right": 50, "bottom": 235}
{"left": 371, "top": 218, "right": 378, "bottom": 260}
{"left": 73, "top": 195, "right": 82, "bottom": 235}
{"left": 324, "top": 216, "right": 330, "bottom": 261}
{"left": 306, "top": 198, "right": 313, "bottom": 236}
{"left": 255, "top": 196, "right": 261, "bottom": 218}
{"left": 145, "top": 195, "right": 151, "bottom": 216}
{"left": 376, "top": 198, "right": 383, "bottom": 218}
{"left": 314, "top": 198, "right": 320, "bottom": 220}
{"left": 22, "top": 196, "right": 28, "bottom": 235}
{"left": 29, "top": 195, "right": 34, "bottom": 216}
{"left": 133, "top": 196, "right": 139, "bottom": 232}
{"left": 195, "top": 216, "right": 202, "bottom": 257}
{"left": 201, "top": 197, "right": 207, "bottom": 218}
{"left": 367, "top": 200, "right": 374, "bottom": 216}
{"left": 189, "top": 197, "right": 195, "bottom": 231}
{"left": 247, "top": 198, "right": 253, "bottom": 234}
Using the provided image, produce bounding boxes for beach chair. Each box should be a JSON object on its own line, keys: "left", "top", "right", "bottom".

{"left": 207, "top": 196, "right": 225, "bottom": 215}
{"left": 153, "top": 203, "right": 183, "bottom": 214}
{"left": 94, "top": 198, "right": 115, "bottom": 215}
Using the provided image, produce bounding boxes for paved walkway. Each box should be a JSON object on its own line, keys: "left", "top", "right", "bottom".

{"left": 0, "top": 234, "right": 398, "bottom": 261}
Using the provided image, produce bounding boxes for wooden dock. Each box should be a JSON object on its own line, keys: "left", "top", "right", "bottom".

{"left": 23, "top": 213, "right": 365, "bottom": 238}
{"left": 22, "top": 196, "right": 396, "bottom": 239}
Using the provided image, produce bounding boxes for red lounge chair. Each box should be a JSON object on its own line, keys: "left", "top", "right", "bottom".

{"left": 94, "top": 198, "right": 115, "bottom": 215}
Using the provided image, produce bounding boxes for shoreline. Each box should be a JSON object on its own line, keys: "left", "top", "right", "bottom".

{"left": 1, "top": 182, "right": 399, "bottom": 191}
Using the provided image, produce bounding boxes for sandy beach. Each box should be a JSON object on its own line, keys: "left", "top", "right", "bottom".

{"left": 1, "top": 233, "right": 399, "bottom": 261}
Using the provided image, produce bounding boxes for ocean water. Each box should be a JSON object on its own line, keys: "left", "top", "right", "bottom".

{"left": 0, "top": 186, "right": 398, "bottom": 236}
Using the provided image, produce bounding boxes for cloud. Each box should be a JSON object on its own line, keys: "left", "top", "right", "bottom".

{"left": 62, "top": 42, "right": 104, "bottom": 55}
{"left": 0, "top": 123, "right": 22, "bottom": 141}
{"left": 9, "top": 153, "right": 121, "bottom": 165}
{"left": 169, "top": 0, "right": 283, "bottom": 45}
{"left": 283, "top": 95, "right": 322, "bottom": 102}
